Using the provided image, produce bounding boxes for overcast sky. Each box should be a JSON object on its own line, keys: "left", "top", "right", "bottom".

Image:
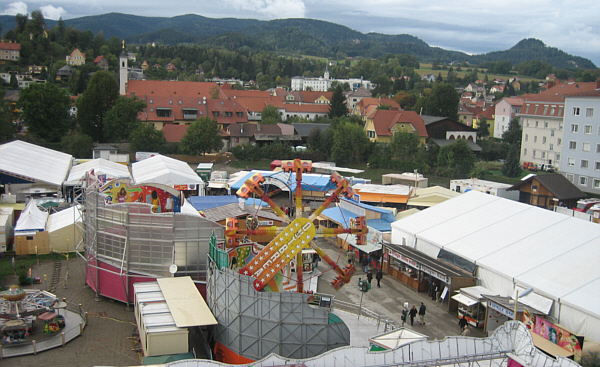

{"left": 2, "top": 0, "right": 599, "bottom": 67}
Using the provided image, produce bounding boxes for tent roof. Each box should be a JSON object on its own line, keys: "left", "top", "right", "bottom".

{"left": 406, "top": 186, "right": 460, "bottom": 207}
{"left": 132, "top": 155, "right": 203, "bottom": 186}
{"left": 46, "top": 206, "right": 82, "bottom": 232}
{"left": 187, "top": 195, "right": 239, "bottom": 211}
{"left": 0, "top": 140, "right": 72, "bottom": 187}
{"left": 66, "top": 159, "right": 131, "bottom": 185}
{"left": 15, "top": 200, "right": 48, "bottom": 232}
{"left": 391, "top": 190, "right": 600, "bottom": 317}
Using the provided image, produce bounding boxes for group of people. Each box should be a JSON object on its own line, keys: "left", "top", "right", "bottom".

{"left": 365, "top": 268, "right": 383, "bottom": 288}
{"left": 347, "top": 249, "right": 384, "bottom": 288}
{"left": 402, "top": 302, "right": 427, "bottom": 326}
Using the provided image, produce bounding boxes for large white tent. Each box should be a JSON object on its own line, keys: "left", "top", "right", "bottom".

{"left": 14, "top": 200, "right": 50, "bottom": 254}
{"left": 0, "top": 140, "right": 72, "bottom": 187}
{"left": 65, "top": 158, "right": 131, "bottom": 186}
{"left": 391, "top": 190, "right": 600, "bottom": 343}
{"left": 46, "top": 205, "right": 82, "bottom": 253}
{"left": 131, "top": 155, "right": 204, "bottom": 194}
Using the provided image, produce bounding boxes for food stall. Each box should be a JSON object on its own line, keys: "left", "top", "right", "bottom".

{"left": 451, "top": 285, "right": 497, "bottom": 328}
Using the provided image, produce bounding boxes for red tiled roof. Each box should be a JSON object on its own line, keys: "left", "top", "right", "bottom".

{"left": 520, "top": 81, "right": 599, "bottom": 117}
{"left": 93, "top": 55, "right": 105, "bottom": 63}
{"left": 221, "top": 88, "right": 272, "bottom": 99}
{"left": 300, "top": 90, "right": 333, "bottom": 103}
{"left": 207, "top": 99, "right": 248, "bottom": 125}
{"left": 503, "top": 97, "right": 524, "bottom": 106}
{"left": 0, "top": 42, "right": 21, "bottom": 50}
{"left": 127, "top": 80, "right": 222, "bottom": 100}
{"left": 162, "top": 124, "right": 188, "bottom": 143}
{"left": 371, "top": 110, "right": 427, "bottom": 138}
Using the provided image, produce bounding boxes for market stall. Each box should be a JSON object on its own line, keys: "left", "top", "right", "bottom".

{"left": 451, "top": 285, "right": 497, "bottom": 328}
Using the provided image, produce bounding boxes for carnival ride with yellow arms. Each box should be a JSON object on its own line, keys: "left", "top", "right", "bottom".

{"left": 226, "top": 159, "right": 368, "bottom": 294}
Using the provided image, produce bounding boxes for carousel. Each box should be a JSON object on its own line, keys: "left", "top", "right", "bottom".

{"left": 1, "top": 285, "right": 63, "bottom": 345}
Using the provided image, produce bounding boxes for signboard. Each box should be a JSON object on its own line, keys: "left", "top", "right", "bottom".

{"left": 523, "top": 310, "right": 583, "bottom": 362}
{"left": 174, "top": 184, "right": 197, "bottom": 191}
{"left": 240, "top": 217, "right": 316, "bottom": 291}
{"left": 488, "top": 300, "right": 514, "bottom": 319}
{"left": 388, "top": 249, "right": 451, "bottom": 284}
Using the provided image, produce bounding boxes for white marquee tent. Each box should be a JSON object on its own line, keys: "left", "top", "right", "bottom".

{"left": 65, "top": 158, "right": 131, "bottom": 186}
{"left": 0, "top": 140, "right": 72, "bottom": 188}
{"left": 131, "top": 155, "right": 204, "bottom": 194}
{"left": 46, "top": 205, "right": 82, "bottom": 253}
{"left": 15, "top": 200, "right": 48, "bottom": 234}
{"left": 391, "top": 190, "right": 600, "bottom": 343}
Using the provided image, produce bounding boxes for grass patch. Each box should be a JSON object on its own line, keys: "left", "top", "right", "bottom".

{"left": 0, "top": 252, "right": 75, "bottom": 290}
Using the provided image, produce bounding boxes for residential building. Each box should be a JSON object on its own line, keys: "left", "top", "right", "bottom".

{"left": 93, "top": 55, "right": 109, "bottom": 70}
{"left": 225, "top": 123, "right": 300, "bottom": 150}
{"left": 561, "top": 89, "right": 600, "bottom": 194}
{"left": 66, "top": 48, "right": 86, "bottom": 66}
{"left": 518, "top": 80, "right": 598, "bottom": 171}
{"left": 352, "top": 97, "right": 401, "bottom": 122}
{"left": 346, "top": 87, "right": 372, "bottom": 112}
{"left": 0, "top": 41, "right": 20, "bottom": 61}
{"left": 493, "top": 97, "right": 524, "bottom": 139}
{"left": 364, "top": 110, "right": 427, "bottom": 144}
{"left": 421, "top": 115, "right": 477, "bottom": 141}
{"left": 508, "top": 174, "right": 585, "bottom": 210}
{"left": 291, "top": 66, "right": 372, "bottom": 92}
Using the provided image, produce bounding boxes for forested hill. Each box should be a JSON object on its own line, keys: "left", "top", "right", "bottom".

{"left": 0, "top": 13, "right": 595, "bottom": 69}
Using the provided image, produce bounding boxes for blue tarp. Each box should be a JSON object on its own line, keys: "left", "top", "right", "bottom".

{"left": 245, "top": 198, "right": 269, "bottom": 207}
{"left": 230, "top": 170, "right": 368, "bottom": 194}
{"left": 187, "top": 195, "right": 239, "bottom": 211}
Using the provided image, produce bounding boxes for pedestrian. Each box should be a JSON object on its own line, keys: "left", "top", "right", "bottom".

{"left": 313, "top": 253, "right": 320, "bottom": 269}
{"left": 347, "top": 249, "right": 356, "bottom": 266}
{"left": 459, "top": 315, "right": 468, "bottom": 331}
{"left": 432, "top": 282, "right": 438, "bottom": 301}
{"left": 366, "top": 270, "right": 373, "bottom": 284}
{"left": 375, "top": 268, "right": 382, "bottom": 288}
{"left": 401, "top": 308, "right": 408, "bottom": 326}
{"left": 461, "top": 325, "right": 470, "bottom": 336}
{"left": 418, "top": 302, "right": 426, "bottom": 325}
{"left": 362, "top": 255, "right": 369, "bottom": 273}
{"left": 409, "top": 305, "right": 417, "bottom": 326}
{"left": 285, "top": 206, "right": 290, "bottom": 216}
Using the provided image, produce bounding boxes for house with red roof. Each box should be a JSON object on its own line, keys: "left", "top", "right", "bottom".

{"left": 494, "top": 97, "right": 524, "bottom": 139}
{"left": 66, "top": 48, "right": 85, "bottom": 66}
{"left": 0, "top": 41, "right": 21, "bottom": 61}
{"left": 352, "top": 97, "right": 402, "bottom": 121}
{"left": 364, "top": 110, "right": 428, "bottom": 144}
{"left": 93, "top": 55, "right": 109, "bottom": 70}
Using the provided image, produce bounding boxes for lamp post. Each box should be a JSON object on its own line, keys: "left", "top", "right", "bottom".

{"left": 513, "top": 287, "right": 534, "bottom": 320}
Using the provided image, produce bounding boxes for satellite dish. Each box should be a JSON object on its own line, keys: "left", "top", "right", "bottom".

{"left": 169, "top": 264, "right": 178, "bottom": 274}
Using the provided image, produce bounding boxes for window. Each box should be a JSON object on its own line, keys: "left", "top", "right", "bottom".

{"left": 556, "top": 153, "right": 560, "bottom": 161}
{"left": 597, "top": 144, "right": 600, "bottom": 153}
{"left": 543, "top": 105, "right": 548, "bottom": 114}
{"left": 169, "top": 100, "right": 173, "bottom": 105}
{"left": 542, "top": 152, "right": 546, "bottom": 158}
{"left": 558, "top": 138, "right": 562, "bottom": 146}
{"left": 550, "top": 144, "right": 553, "bottom": 151}
{"left": 550, "top": 107, "right": 555, "bottom": 115}
{"left": 579, "top": 176, "right": 588, "bottom": 186}
{"left": 568, "top": 157, "right": 575, "bottom": 167}
{"left": 149, "top": 99, "right": 153, "bottom": 104}
{"left": 534, "top": 136, "right": 537, "bottom": 143}
{"left": 226, "top": 112, "right": 232, "bottom": 117}
{"left": 594, "top": 179, "right": 600, "bottom": 189}
{"left": 213, "top": 111, "right": 219, "bottom": 118}
{"left": 542, "top": 136, "right": 546, "bottom": 144}
{"left": 583, "top": 142, "right": 591, "bottom": 152}
{"left": 567, "top": 174, "right": 574, "bottom": 182}
{"left": 584, "top": 125, "right": 592, "bottom": 134}
{"left": 581, "top": 160, "right": 588, "bottom": 168}
{"left": 367, "top": 130, "right": 375, "bottom": 138}
{"left": 571, "top": 124, "right": 579, "bottom": 133}
{"left": 524, "top": 148, "right": 528, "bottom": 156}
{"left": 595, "top": 161, "right": 600, "bottom": 171}
{"left": 544, "top": 121, "right": 548, "bottom": 128}
{"left": 551, "top": 130, "right": 554, "bottom": 137}
{"left": 178, "top": 100, "right": 182, "bottom": 105}
{"left": 586, "top": 107, "right": 594, "bottom": 117}
{"left": 237, "top": 112, "right": 244, "bottom": 117}
{"left": 156, "top": 108, "right": 171, "bottom": 117}
{"left": 573, "top": 107, "right": 580, "bottom": 116}
{"left": 569, "top": 141, "right": 577, "bottom": 150}
{"left": 535, "top": 120, "right": 539, "bottom": 127}
{"left": 525, "top": 134, "right": 528, "bottom": 142}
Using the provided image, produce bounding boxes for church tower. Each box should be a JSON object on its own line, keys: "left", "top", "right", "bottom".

{"left": 119, "top": 41, "right": 128, "bottom": 95}
{"left": 324, "top": 62, "right": 330, "bottom": 80}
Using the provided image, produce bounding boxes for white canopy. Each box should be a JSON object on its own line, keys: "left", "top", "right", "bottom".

{"left": 15, "top": 200, "right": 48, "bottom": 234}
{"left": 0, "top": 140, "right": 72, "bottom": 187}
{"left": 65, "top": 158, "right": 131, "bottom": 185}
{"left": 391, "top": 190, "right": 600, "bottom": 342}
{"left": 46, "top": 206, "right": 82, "bottom": 252}
{"left": 132, "top": 155, "right": 203, "bottom": 187}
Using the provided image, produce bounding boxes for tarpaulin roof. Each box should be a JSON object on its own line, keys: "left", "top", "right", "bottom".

{"left": 132, "top": 155, "right": 204, "bottom": 186}
{"left": 15, "top": 200, "right": 48, "bottom": 233}
{"left": 230, "top": 170, "right": 369, "bottom": 193}
{"left": 0, "top": 140, "right": 72, "bottom": 187}
{"left": 187, "top": 195, "right": 239, "bottom": 211}
{"left": 65, "top": 158, "right": 131, "bottom": 185}
{"left": 391, "top": 190, "right": 600, "bottom": 340}
{"left": 46, "top": 205, "right": 82, "bottom": 232}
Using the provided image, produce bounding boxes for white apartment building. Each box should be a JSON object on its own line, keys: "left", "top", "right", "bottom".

{"left": 561, "top": 90, "right": 600, "bottom": 195}
{"left": 518, "top": 81, "right": 598, "bottom": 171}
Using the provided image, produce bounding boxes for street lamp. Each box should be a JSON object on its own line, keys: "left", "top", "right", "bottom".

{"left": 513, "top": 287, "right": 534, "bottom": 320}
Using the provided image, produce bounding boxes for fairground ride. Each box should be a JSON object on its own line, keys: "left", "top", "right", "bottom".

{"left": 226, "top": 159, "right": 368, "bottom": 293}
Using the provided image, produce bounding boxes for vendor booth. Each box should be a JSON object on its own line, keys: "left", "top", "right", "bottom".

{"left": 369, "top": 327, "right": 428, "bottom": 351}
{"left": 382, "top": 244, "right": 475, "bottom": 309}
{"left": 451, "top": 285, "right": 497, "bottom": 328}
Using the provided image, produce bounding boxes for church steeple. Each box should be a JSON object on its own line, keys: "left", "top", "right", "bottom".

{"left": 119, "top": 41, "right": 128, "bottom": 95}
{"left": 324, "top": 62, "right": 330, "bottom": 80}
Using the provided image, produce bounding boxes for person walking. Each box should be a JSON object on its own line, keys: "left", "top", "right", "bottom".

{"left": 418, "top": 302, "right": 426, "bottom": 325}
{"left": 375, "top": 268, "right": 383, "bottom": 288}
{"left": 459, "top": 315, "right": 468, "bottom": 332}
{"left": 461, "top": 325, "right": 470, "bottom": 336}
{"left": 401, "top": 308, "right": 408, "bottom": 326}
{"left": 362, "top": 255, "right": 369, "bottom": 273}
{"left": 409, "top": 305, "right": 417, "bottom": 326}
{"left": 366, "top": 270, "right": 373, "bottom": 284}
{"left": 347, "top": 249, "right": 356, "bottom": 266}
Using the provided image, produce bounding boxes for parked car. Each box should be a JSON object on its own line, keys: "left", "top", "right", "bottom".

{"left": 522, "top": 162, "right": 537, "bottom": 171}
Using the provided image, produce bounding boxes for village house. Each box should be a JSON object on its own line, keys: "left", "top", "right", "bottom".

{"left": 364, "top": 110, "right": 428, "bottom": 144}
{"left": 93, "top": 55, "right": 109, "bottom": 70}
{"left": 66, "top": 48, "right": 86, "bottom": 66}
{"left": 0, "top": 41, "right": 21, "bottom": 61}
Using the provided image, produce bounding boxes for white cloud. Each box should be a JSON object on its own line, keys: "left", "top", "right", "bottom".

{"left": 2, "top": 1, "right": 28, "bottom": 15}
{"left": 227, "top": 0, "right": 306, "bottom": 18}
{"left": 40, "top": 5, "right": 67, "bottom": 20}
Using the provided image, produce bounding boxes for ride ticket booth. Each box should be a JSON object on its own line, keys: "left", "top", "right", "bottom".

{"left": 451, "top": 286, "right": 497, "bottom": 328}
